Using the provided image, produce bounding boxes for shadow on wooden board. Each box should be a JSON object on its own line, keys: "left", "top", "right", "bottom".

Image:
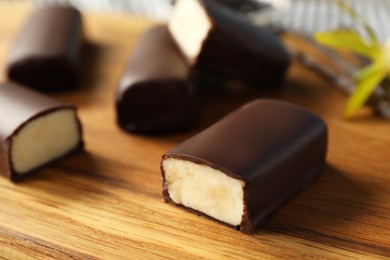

{"left": 263, "top": 164, "right": 390, "bottom": 256}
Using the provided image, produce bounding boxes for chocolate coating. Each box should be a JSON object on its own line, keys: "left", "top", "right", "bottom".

{"left": 0, "top": 82, "right": 83, "bottom": 181}
{"left": 116, "top": 25, "right": 196, "bottom": 134}
{"left": 6, "top": 5, "right": 83, "bottom": 91}
{"left": 162, "top": 99, "right": 327, "bottom": 233}
{"left": 174, "top": 0, "right": 290, "bottom": 88}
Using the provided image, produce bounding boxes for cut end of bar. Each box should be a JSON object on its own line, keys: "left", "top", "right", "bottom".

{"left": 11, "top": 108, "right": 81, "bottom": 174}
{"left": 163, "top": 157, "right": 245, "bottom": 226}
{"left": 168, "top": 0, "right": 212, "bottom": 62}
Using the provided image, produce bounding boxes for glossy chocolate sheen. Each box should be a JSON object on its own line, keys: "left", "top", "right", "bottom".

{"left": 0, "top": 82, "right": 83, "bottom": 181}
{"left": 6, "top": 5, "right": 83, "bottom": 91}
{"left": 162, "top": 99, "right": 327, "bottom": 233}
{"left": 182, "top": 0, "right": 290, "bottom": 88}
{"left": 116, "top": 25, "right": 196, "bottom": 134}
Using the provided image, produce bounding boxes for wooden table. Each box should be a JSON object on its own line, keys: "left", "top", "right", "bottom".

{"left": 0, "top": 3, "right": 389, "bottom": 259}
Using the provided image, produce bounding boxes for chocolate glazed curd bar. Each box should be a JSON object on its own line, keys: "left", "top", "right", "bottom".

{"left": 161, "top": 99, "right": 327, "bottom": 233}
{"left": 168, "top": 0, "right": 291, "bottom": 88}
{"left": 0, "top": 82, "right": 83, "bottom": 181}
{"left": 116, "top": 25, "right": 196, "bottom": 134}
{"left": 6, "top": 5, "right": 83, "bottom": 91}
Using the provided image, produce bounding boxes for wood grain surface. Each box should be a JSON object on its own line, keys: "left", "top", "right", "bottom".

{"left": 0, "top": 3, "right": 389, "bottom": 259}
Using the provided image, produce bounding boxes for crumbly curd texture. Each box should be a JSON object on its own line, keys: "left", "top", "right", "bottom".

{"left": 163, "top": 158, "right": 245, "bottom": 226}
{"left": 11, "top": 109, "right": 80, "bottom": 174}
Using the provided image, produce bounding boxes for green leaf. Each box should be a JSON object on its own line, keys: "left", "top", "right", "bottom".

{"left": 314, "top": 30, "right": 379, "bottom": 59}
{"left": 384, "top": 40, "right": 390, "bottom": 71}
{"left": 335, "top": 0, "right": 378, "bottom": 47}
{"left": 345, "top": 63, "right": 386, "bottom": 118}
{"left": 354, "top": 57, "right": 386, "bottom": 81}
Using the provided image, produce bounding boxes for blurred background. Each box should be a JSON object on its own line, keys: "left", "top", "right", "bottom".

{"left": 2, "top": 0, "right": 389, "bottom": 42}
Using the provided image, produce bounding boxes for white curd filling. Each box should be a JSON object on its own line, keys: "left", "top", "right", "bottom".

{"left": 11, "top": 109, "right": 80, "bottom": 174}
{"left": 168, "top": 0, "right": 212, "bottom": 61}
{"left": 163, "top": 158, "right": 245, "bottom": 226}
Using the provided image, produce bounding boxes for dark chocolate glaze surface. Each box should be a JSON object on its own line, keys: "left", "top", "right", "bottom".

{"left": 0, "top": 82, "right": 83, "bottom": 181}
{"left": 6, "top": 5, "right": 83, "bottom": 91}
{"left": 184, "top": 0, "right": 290, "bottom": 88}
{"left": 116, "top": 25, "right": 196, "bottom": 134}
{"left": 162, "top": 99, "right": 327, "bottom": 233}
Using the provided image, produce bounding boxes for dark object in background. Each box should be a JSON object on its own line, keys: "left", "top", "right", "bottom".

{"left": 0, "top": 82, "right": 84, "bottom": 182}
{"left": 168, "top": 0, "right": 290, "bottom": 89}
{"left": 116, "top": 25, "right": 196, "bottom": 134}
{"left": 215, "top": 0, "right": 271, "bottom": 12}
{"left": 6, "top": 5, "right": 83, "bottom": 92}
{"left": 161, "top": 99, "right": 327, "bottom": 233}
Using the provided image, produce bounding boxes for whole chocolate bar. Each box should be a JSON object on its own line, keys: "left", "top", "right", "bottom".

{"left": 6, "top": 5, "right": 83, "bottom": 91}
{"left": 0, "top": 82, "right": 83, "bottom": 181}
{"left": 161, "top": 99, "right": 327, "bottom": 233}
{"left": 168, "top": 0, "right": 290, "bottom": 88}
{"left": 116, "top": 25, "right": 196, "bottom": 134}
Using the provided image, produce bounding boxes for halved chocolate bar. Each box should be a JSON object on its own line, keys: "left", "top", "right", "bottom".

{"left": 168, "top": 0, "right": 290, "bottom": 88}
{"left": 6, "top": 5, "right": 83, "bottom": 91}
{"left": 116, "top": 25, "right": 196, "bottom": 134}
{"left": 0, "top": 82, "right": 83, "bottom": 181}
{"left": 161, "top": 99, "right": 327, "bottom": 233}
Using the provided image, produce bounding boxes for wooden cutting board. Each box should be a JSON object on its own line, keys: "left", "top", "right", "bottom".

{"left": 0, "top": 3, "right": 389, "bottom": 259}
